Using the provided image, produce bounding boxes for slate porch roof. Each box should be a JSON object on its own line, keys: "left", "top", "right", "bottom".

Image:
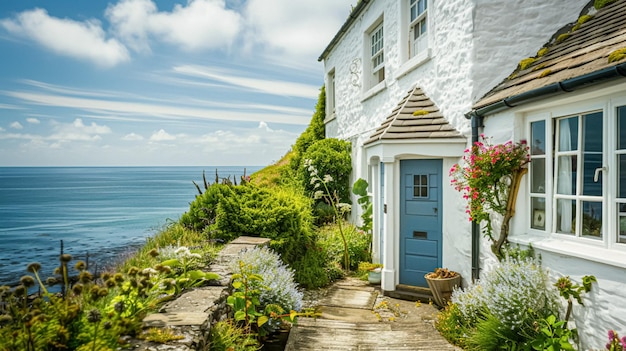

{"left": 474, "top": 0, "right": 626, "bottom": 110}
{"left": 364, "top": 86, "right": 464, "bottom": 145}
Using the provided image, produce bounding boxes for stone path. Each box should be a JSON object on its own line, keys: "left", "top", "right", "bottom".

{"left": 286, "top": 278, "right": 461, "bottom": 351}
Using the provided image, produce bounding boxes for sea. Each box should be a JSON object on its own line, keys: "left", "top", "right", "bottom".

{"left": 0, "top": 166, "right": 259, "bottom": 287}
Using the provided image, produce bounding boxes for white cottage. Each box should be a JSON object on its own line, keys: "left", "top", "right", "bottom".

{"left": 319, "top": 0, "right": 625, "bottom": 347}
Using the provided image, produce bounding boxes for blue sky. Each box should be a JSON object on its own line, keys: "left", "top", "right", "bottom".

{"left": 0, "top": 0, "right": 351, "bottom": 166}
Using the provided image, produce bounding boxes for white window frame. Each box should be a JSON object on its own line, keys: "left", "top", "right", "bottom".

{"left": 370, "top": 22, "right": 385, "bottom": 86}
{"left": 525, "top": 96, "right": 626, "bottom": 251}
{"left": 409, "top": 0, "right": 428, "bottom": 59}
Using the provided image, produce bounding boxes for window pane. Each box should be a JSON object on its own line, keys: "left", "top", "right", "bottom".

{"left": 419, "top": 0, "right": 427, "bottom": 13}
{"left": 617, "top": 204, "right": 626, "bottom": 244}
{"left": 531, "top": 158, "right": 545, "bottom": 193}
{"left": 421, "top": 175, "right": 428, "bottom": 184}
{"left": 531, "top": 120, "right": 546, "bottom": 155}
{"left": 581, "top": 201, "right": 602, "bottom": 239}
{"left": 618, "top": 106, "right": 626, "bottom": 150}
{"left": 582, "top": 153, "right": 602, "bottom": 196}
{"left": 583, "top": 112, "right": 603, "bottom": 152}
{"left": 420, "top": 186, "right": 428, "bottom": 197}
{"left": 617, "top": 155, "right": 626, "bottom": 199}
{"left": 558, "top": 117, "right": 578, "bottom": 151}
{"left": 531, "top": 197, "right": 546, "bottom": 230}
{"left": 556, "top": 155, "right": 577, "bottom": 195}
{"left": 556, "top": 199, "right": 576, "bottom": 234}
{"left": 420, "top": 19, "right": 427, "bottom": 34}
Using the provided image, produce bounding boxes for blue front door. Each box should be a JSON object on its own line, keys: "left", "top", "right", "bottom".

{"left": 400, "top": 159, "right": 442, "bottom": 287}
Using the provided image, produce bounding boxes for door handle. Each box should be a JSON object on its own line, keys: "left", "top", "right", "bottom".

{"left": 433, "top": 207, "right": 438, "bottom": 214}
{"left": 594, "top": 167, "right": 606, "bottom": 182}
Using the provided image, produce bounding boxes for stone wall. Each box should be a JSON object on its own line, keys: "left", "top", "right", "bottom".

{"left": 131, "top": 236, "right": 270, "bottom": 351}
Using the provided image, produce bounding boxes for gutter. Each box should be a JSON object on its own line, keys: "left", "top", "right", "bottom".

{"left": 464, "top": 61, "right": 626, "bottom": 282}
{"left": 318, "top": 0, "right": 371, "bottom": 62}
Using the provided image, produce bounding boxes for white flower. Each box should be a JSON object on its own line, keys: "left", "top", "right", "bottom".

{"left": 323, "top": 174, "right": 333, "bottom": 183}
{"left": 314, "top": 190, "right": 324, "bottom": 199}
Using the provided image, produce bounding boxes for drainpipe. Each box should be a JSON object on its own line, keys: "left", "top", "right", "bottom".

{"left": 469, "top": 114, "right": 483, "bottom": 282}
{"left": 463, "top": 61, "right": 626, "bottom": 282}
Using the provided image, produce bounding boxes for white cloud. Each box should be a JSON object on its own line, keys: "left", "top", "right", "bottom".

{"left": 6, "top": 90, "right": 310, "bottom": 125}
{"left": 243, "top": 0, "right": 352, "bottom": 59}
{"left": 173, "top": 65, "right": 319, "bottom": 99}
{"left": 10, "top": 121, "right": 23, "bottom": 129}
{"left": 122, "top": 132, "right": 144, "bottom": 141}
{"left": 150, "top": 129, "right": 176, "bottom": 141}
{"left": 0, "top": 8, "right": 129, "bottom": 67}
{"left": 26, "top": 117, "right": 40, "bottom": 124}
{"left": 49, "top": 118, "right": 111, "bottom": 142}
{"left": 0, "top": 127, "right": 5, "bottom": 132}
{"left": 106, "top": 0, "right": 242, "bottom": 52}
{"left": 258, "top": 121, "right": 273, "bottom": 132}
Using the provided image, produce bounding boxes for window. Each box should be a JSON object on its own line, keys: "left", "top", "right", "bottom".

{"left": 409, "top": 0, "right": 428, "bottom": 58}
{"left": 529, "top": 104, "right": 626, "bottom": 245}
{"left": 370, "top": 22, "right": 385, "bottom": 85}
{"left": 327, "top": 70, "right": 336, "bottom": 119}
{"left": 617, "top": 106, "right": 626, "bottom": 243}
{"left": 413, "top": 174, "right": 428, "bottom": 198}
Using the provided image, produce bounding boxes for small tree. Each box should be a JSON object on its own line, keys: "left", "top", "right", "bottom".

{"left": 450, "top": 135, "right": 530, "bottom": 259}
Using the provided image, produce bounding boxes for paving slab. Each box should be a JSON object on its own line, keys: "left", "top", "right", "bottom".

{"left": 287, "top": 278, "right": 461, "bottom": 350}
{"left": 160, "top": 287, "right": 225, "bottom": 313}
{"left": 142, "top": 312, "right": 208, "bottom": 327}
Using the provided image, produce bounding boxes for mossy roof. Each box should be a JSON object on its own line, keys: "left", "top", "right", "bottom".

{"left": 364, "top": 86, "right": 464, "bottom": 145}
{"left": 474, "top": 0, "right": 626, "bottom": 110}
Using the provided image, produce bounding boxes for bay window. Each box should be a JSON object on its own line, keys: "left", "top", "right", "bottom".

{"left": 529, "top": 102, "right": 626, "bottom": 247}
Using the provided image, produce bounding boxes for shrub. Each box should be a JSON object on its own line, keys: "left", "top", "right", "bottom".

{"left": 229, "top": 246, "right": 303, "bottom": 313}
{"left": 291, "top": 240, "right": 344, "bottom": 289}
{"left": 180, "top": 183, "right": 314, "bottom": 267}
{"left": 179, "top": 184, "right": 234, "bottom": 233}
{"left": 446, "top": 256, "right": 559, "bottom": 350}
{"left": 317, "top": 222, "right": 371, "bottom": 271}
{"left": 298, "top": 138, "right": 352, "bottom": 208}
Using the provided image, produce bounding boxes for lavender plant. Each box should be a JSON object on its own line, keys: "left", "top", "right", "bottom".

{"left": 229, "top": 246, "right": 302, "bottom": 313}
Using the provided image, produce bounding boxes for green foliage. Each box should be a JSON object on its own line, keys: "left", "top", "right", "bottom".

{"left": 156, "top": 246, "right": 220, "bottom": 295}
{"left": 249, "top": 151, "right": 295, "bottom": 188}
{"left": 291, "top": 241, "right": 344, "bottom": 289}
{"left": 352, "top": 178, "right": 373, "bottom": 233}
{"left": 555, "top": 275, "right": 596, "bottom": 306}
{"left": 180, "top": 183, "right": 314, "bottom": 267}
{"left": 527, "top": 315, "right": 576, "bottom": 351}
{"left": 209, "top": 320, "right": 261, "bottom": 351}
{"left": 179, "top": 183, "right": 234, "bottom": 233}
{"left": 440, "top": 257, "right": 563, "bottom": 350}
{"left": 318, "top": 222, "right": 371, "bottom": 271}
{"left": 290, "top": 86, "right": 326, "bottom": 171}
{"left": 299, "top": 138, "right": 352, "bottom": 208}
{"left": 434, "top": 303, "right": 470, "bottom": 349}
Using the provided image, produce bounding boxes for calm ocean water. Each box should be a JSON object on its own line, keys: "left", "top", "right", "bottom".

{"left": 0, "top": 166, "right": 259, "bottom": 286}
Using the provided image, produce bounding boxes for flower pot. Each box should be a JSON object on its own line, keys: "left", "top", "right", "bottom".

{"left": 368, "top": 268, "right": 382, "bottom": 284}
{"left": 425, "top": 274, "right": 461, "bottom": 307}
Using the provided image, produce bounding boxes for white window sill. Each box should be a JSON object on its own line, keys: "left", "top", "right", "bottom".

{"left": 510, "top": 233, "right": 626, "bottom": 269}
{"left": 395, "top": 48, "right": 432, "bottom": 80}
{"left": 324, "top": 113, "right": 337, "bottom": 124}
{"left": 361, "top": 80, "right": 387, "bottom": 102}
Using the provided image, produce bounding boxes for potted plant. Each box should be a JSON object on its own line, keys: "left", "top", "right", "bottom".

{"left": 358, "top": 262, "right": 383, "bottom": 284}
{"left": 424, "top": 268, "right": 461, "bottom": 307}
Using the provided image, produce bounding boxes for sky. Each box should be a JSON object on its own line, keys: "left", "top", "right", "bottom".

{"left": 0, "top": 0, "right": 352, "bottom": 166}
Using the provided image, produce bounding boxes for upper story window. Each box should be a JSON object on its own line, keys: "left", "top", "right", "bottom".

{"left": 409, "top": 0, "right": 428, "bottom": 58}
{"left": 370, "top": 22, "right": 385, "bottom": 86}
{"left": 326, "top": 69, "right": 336, "bottom": 121}
{"left": 528, "top": 101, "right": 626, "bottom": 246}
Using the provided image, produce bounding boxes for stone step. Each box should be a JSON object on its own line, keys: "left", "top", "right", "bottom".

{"left": 384, "top": 285, "right": 434, "bottom": 303}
